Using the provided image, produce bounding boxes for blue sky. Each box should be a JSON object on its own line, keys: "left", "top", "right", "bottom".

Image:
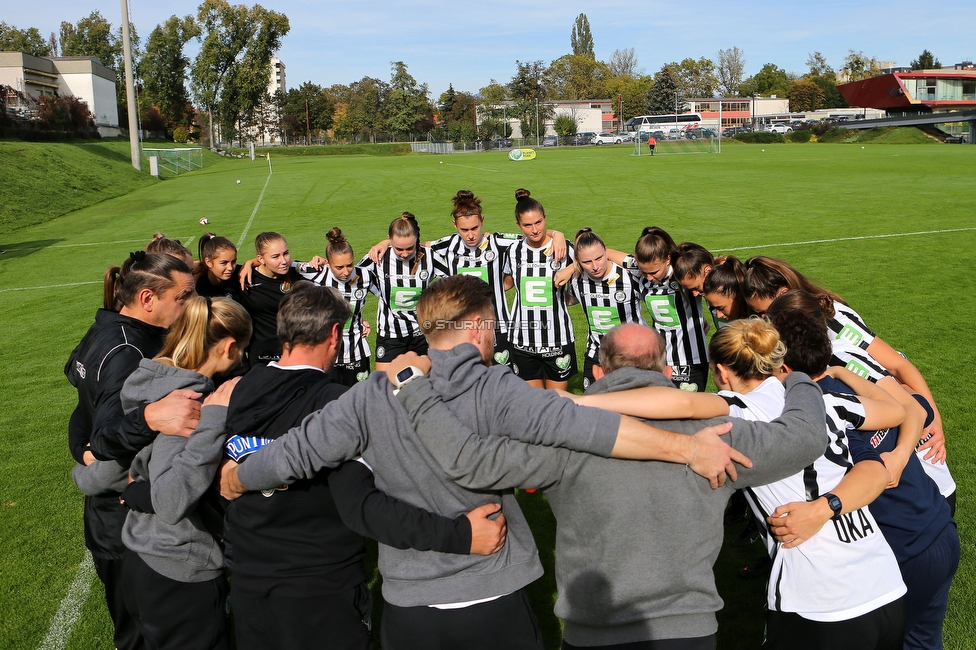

{"left": 9, "top": 1, "right": 976, "bottom": 97}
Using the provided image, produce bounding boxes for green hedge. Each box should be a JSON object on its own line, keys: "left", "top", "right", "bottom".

{"left": 243, "top": 143, "right": 412, "bottom": 157}
{"left": 788, "top": 130, "right": 813, "bottom": 143}
{"left": 733, "top": 132, "right": 786, "bottom": 144}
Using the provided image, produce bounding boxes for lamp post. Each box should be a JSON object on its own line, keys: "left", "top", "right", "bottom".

{"left": 535, "top": 98, "right": 539, "bottom": 145}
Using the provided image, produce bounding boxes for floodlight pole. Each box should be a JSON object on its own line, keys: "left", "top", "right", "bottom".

{"left": 120, "top": 0, "right": 140, "bottom": 170}
{"left": 535, "top": 98, "right": 539, "bottom": 145}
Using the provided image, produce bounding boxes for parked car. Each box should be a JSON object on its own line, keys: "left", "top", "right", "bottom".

{"left": 768, "top": 124, "right": 793, "bottom": 134}
{"left": 543, "top": 134, "right": 558, "bottom": 147}
{"left": 667, "top": 128, "right": 682, "bottom": 140}
{"left": 946, "top": 134, "right": 969, "bottom": 144}
{"left": 592, "top": 132, "right": 622, "bottom": 145}
{"left": 684, "top": 128, "right": 717, "bottom": 140}
{"left": 617, "top": 132, "right": 634, "bottom": 142}
{"left": 492, "top": 137, "right": 513, "bottom": 148}
{"left": 571, "top": 131, "right": 597, "bottom": 145}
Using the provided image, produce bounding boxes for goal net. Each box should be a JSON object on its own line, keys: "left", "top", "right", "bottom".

{"left": 143, "top": 147, "right": 204, "bottom": 175}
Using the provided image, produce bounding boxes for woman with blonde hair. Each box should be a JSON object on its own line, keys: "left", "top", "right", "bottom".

{"left": 119, "top": 295, "right": 251, "bottom": 650}
{"left": 237, "top": 232, "right": 301, "bottom": 369}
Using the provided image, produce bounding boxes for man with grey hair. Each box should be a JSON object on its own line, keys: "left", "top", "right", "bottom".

{"left": 389, "top": 321, "right": 829, "bottom": 649}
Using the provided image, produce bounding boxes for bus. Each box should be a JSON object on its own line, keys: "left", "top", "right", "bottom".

{"left": 624, "top": 113, "right": 703, "bottom": 139}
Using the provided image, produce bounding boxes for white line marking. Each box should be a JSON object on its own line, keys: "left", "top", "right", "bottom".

{"left": 37, "top": 550, "right": 95, "bottom": 650}
{"left": 237, "top": 174, "right": 273, "bottom": 248}
{"left": 1, "top": 239, "right": 186, "bottom": 254}
{"left": 0, "top": 281, "right": 101, "bottom": 294}
{"left": 715, "top": 227, "right": 976, "bottom": 252}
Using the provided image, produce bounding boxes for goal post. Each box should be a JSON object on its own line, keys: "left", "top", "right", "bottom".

{"left": 142, "top": 147, "right": 204, "bottom": 175}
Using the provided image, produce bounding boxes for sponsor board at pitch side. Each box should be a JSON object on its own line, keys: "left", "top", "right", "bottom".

{"left": 508, "top": 149, "right": 537, "bottom": 161}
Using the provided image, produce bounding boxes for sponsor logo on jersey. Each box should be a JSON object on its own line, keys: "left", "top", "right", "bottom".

{"left": 75, "top": 360, "right": 86, "bottom": 379}
{"left": 390, "top": 286, "right": 423, "bottom": 310}
{"left": 645, "top": 295, "right": 680, "bottom": 328}
{"left": 493, "top": 350, "right": 510, "bottom": 365}
{"left": 261, "top": 485, "right": 289, "bottom": 498}
{"left": 671, "top": 365, "right": 691, "bottom": 382}
{"left": 844, "top": 359, "right": 871, "bottom": 378}
{"left": 831, "top": 508, "right": 876, "bottom": 543}
{"left": 586, "top": 306, "right": 621, "bottom": 332}
{"left": 836, "top": 324, "right": 865, "bottom": 346}
{"left": 225, "top": 435, "right": 275, "bottom": 462}
{"left": 679, "top": 382, "right": 699, "bottom": 392}
{"left": 520, "top": 276, "right": 553, "bottom": 308}
{"left": 555, "top": 354, "right": 572, "bottom": 370}
{"left": 356, "top": 371, "right": 369, "bottom": 382}
{"left": 869, "top": 428, "right": 890, "bottom": 449}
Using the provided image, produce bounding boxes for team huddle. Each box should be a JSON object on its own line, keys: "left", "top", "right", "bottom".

{"left": 66, "top": 188, "right": 958, "bottom": 650}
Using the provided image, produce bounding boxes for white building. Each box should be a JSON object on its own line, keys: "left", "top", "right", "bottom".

{"left": 0, "top": 52, "right": 118, "bottom": 133}
{"left": 269, "top": 56, "right": 285, "bottom": 95}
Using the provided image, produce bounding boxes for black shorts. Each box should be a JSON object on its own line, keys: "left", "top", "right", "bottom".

{"left": 329, "top": 357, "right": 371, "bottom": 387}
{"left": 375, "top": 334, "right": 428, "bottom": 364}
{"left": 582, "top": 355, "right": 602, "bottom": 390}
{"left": 669, "top": 362, "right": 709, "bottom": 392}
{"left": 764, "top": 596, "right": 905, "bottom": 650}
{"left": 509, "top": 343, "right": 577, "bottom": 382}
{"left": 491, "top": 330, "right": 514, "bottom": 367}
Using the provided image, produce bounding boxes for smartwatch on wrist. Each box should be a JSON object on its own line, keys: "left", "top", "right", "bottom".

{"left": 822, "top": 492, "right": 843, "bottom": 519}
{"left": 393, "top": 366, "right": 426, "bottom": 394}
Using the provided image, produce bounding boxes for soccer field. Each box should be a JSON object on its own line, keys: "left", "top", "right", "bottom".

{"left": 1, "top": 142, "right": 973, "bottom": 649}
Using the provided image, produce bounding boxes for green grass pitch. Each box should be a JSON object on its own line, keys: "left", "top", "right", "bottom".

{"left": 1, "top": 140, "right": 973, "bottom": 649}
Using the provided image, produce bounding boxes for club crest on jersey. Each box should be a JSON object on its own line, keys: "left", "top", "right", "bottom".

{"left": 355, "top": 289, "right": 366, "bottom": 300}
{"left": 356, "top": 372, "right": 369, "bottom": 382}
{"left": 549, "top": 258, "right": 561, "bottom": 270}
{"left": 280, "top": 283, "right": 290, "bottom": 293}
{"left": 484, "top": 250, "right": 496, "bottom": 262}
{"left": 555, "top": 354, "right": 571, "bottom": 370}
{"left": 376, "top": 346, "right": 386, "bottom": 359}
{"left": 614, "top": 291, "right": 627, "bottom": 302}
{"left": 669, "top": 281, "right": 679, "bottom": 291}
{"left": 419, "top": 270, "right": 429, "bottom": 280}
{"left": 582, "top": 377, "right": 590, "bottom": 389}
{"left": 493, "top": 350, "right": 510, "bottom": 365}
{"left": 75, "top": 360, "right": 86, "bottom": 379}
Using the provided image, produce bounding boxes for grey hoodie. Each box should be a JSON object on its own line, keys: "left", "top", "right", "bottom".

{"left": 395, "top": 366, "right": 827, "bottom": 646}
{"left": 119, "top": 359, "right": 226, "bottom": 583}
{"left": 236, "top": 342, "right": 621, "bottom": 607}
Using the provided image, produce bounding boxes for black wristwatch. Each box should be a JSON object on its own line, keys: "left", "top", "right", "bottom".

{"left": 393, "top": 366, "right": 426, "bottom": 394}
{"left": 822, "top": 492, "right": 843, "bottom": 519}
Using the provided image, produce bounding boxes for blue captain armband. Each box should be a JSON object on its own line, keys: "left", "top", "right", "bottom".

{"left": 225, "top": 435, "right": 275, "bottom": 462}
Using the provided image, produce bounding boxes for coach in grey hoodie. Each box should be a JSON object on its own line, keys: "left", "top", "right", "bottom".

{"left": 223, "top": 276, "right": 753, "bottom": 649}
{"left": 392, "top": 323, "right": 828, "bottom": 648}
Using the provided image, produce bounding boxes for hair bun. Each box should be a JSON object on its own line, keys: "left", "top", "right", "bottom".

{"left": 515, "top": 188, "right": 531, "bottom": 202}
{"left": 129, "top": 250, "right": 147, "bottom": 262}
{"left": 455, "top": 189, "right": 474, "bottom": 201}
{"left": 326, "top": 227, "right": 345, "bottom": 244}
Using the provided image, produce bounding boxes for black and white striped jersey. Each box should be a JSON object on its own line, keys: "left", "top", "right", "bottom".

{"left": 503, "top": 238, "right": 575, "bottom": 349}
{"left": 622, "top": 256, "right": 709, "bottom": 366}
{"left": 723, "top": 379, "right": 906, "bottom": 622}
{"left": 828, "top": 301, "right": 875, "bottom": 351}
{"left": 359, "top": 247, "right": 436, "bottom": 339}
{"left": 430, "top": 232, "right": 520, "bottom": 334}
{"left": 300, "top": 265, "right": 374, "bottom": 365}
{"left": 566, "top": 262, "right": 646, "bottom": 359}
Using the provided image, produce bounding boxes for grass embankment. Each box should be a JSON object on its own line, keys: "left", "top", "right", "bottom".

{"left": 817, "top": 126, "right": 938, "bottom": 144}
{"left": 0, "top": 140, "right": 226, "bottom": 233}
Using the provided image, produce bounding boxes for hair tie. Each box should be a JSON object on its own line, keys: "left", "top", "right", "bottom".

{"left": 129, "top": 250, "right": 146, "bottom": 262}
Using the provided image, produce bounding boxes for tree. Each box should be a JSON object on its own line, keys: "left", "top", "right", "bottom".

{"left": 806, "top": 51, "right": 832, "bottom": 77}
{"left": 553, "top": 113, "right": 578, "bottom": 138}
{"left": 605, "top": 74, "right": 654, "bottom": 123}
{"left": 385, "top": 61, "right": 431, "bottom": 140}
{"left": 741, "top": 63, "right": 792, "bottom": 97}
{"left": 191, "top": 0, "right": 289, "bottom": 147}
{"left": 841, "top": 50, "right": 880, "bottom": 82}
{"left": 141, "top": 15, "right": 201, "bottom": 128}
{"left": 608, "top": 48, "right": 639, "bottom": 78}
{"left": 282, "top": 82, "right": 333, "bottom": 144}
{"left": 508, "top": 60, "right": 550, "bottom": 140}
{"left": 570, "top": 14, "right": 594, "bottom": 59}
{"left": 647, "top": 64, "right": 685, "bottom": 115}
{"left": 788, "top": 80, "right": 826, "bottom": 112}
{"left": 438, "top": 84, "right": 457, "bottom": 119}
{"left": 477, "top": 80, "right": 510, "bottom": 138}
{"left": 911, "top": 49, "right": 941, "bottom": 70}
{"left": 59, "top": 12, "right": 120, "bottom": 68}
{"left": 717, "top": 46, "right": 745, "bottom": 96}
{"left": 0, "top": 22, "right": 51, "bottom": 57}
{"left": 672, "top": 57, "right": 718, "bottom": 98}
{"left": 808, "top": 74, "right": 847, "bottom": 108}
{"left": 548, "top": 54, "right": 609, "bottom": 99}
{"left": 345, "top": 76, "right": 387, "bottom": 143}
